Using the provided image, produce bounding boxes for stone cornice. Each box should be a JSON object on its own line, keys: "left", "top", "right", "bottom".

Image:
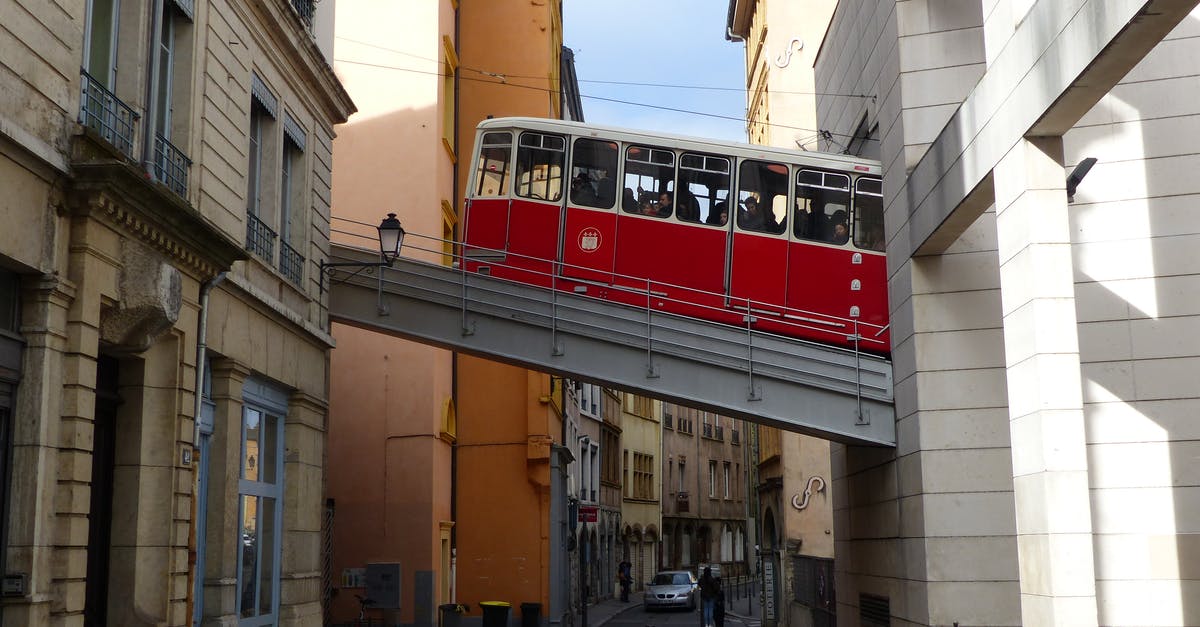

{"left": 69, "top": 143, "right": 248, "bottom": 281}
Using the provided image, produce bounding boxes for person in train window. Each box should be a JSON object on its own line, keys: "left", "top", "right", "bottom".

{"left": 570, "top": 172, "right": 599, "bottom": 206}
{"left": 708, "top": 201, "right": 729, "bottom": 226}
{"left": 738, "top": 196, "right": 767, "bottom": 231}
{"left": 676, "top": 190, "right": 700, "bottom": 222}
{"left": 655, "top": 191, "right": 674, "bottom": 217}
{"left": 826, "top": 210, "right": 849, "bottom": 244}
{"left": 622, "top": 188, "right": 638, "bottom": 213}
{"left": 831, "top": 221, "right": 848, "bottom": 244}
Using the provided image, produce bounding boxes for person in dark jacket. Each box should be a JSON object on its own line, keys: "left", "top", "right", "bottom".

{"left": 699, "top": 567, "right": 721, "bottom": 627}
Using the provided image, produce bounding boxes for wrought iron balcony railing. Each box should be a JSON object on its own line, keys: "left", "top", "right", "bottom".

{"left": 79, "top": 68, "right": 139, "bottom": 159}
{"left": 153, "top": 133, "right": 191, "bottom": 198}
{"left": 291, "top": 0, "right": 314, "bottom": 29}
{"left": 279, "top": 240, "right": 305, "bottom": 286}
{"left": 246, "top": 213, "right": 277, "bottom": 262}
{"left": 702, "top": 422, "right": 713, "bottom": 438}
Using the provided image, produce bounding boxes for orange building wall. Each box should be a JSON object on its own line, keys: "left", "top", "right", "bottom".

{"left": 327, "top": 0, "right": 458, "bottom": 623}
{"left": 452, "top": 0, "right": 565, "bottom": 617}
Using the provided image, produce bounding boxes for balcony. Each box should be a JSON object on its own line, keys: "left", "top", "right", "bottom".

{"left": 702, "top": 423, "right": 713, "bottom": 439}
{"left": 290, "top": 0, "right": 314, "bottom": 29}
{"left": 246, "top": 213, "right": 277, "bottom": 262}
{"left": 153, "top": 133, "right": 191, "bottom": 199}
{"left": 731, "top": 430, "right": 741, "bottom": 445}
{"left": 279, "top": 240, "right": 305, "bottom": 286}
{"left": 714, "top": 425, "right": 724, "bottom": 441}
{"left": 676, "top": 492, "right": 689, "bottom": 513}
{"left": 79, "top": 68, "right": 139, "bottom": 160}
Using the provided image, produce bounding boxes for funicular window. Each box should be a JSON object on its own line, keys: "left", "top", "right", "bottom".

{"left": 622, "top": 145, "right": 675, "bottom": 218}
{"left": 516, "top": 132, "right": 565, "bottom": 201}
{"left": 853, "top": 177, "right": 885, "bottom": 252}
{"left": 570, "top": 138, "right": 619, "bottom": 209}
{"left": 678, "top": 153, "right": 731, "bottom": 225}
{"left": 736, "top": 160, "right": 788, "bottom": 234}
{"left": 474, "top": 131, "right": 513, "bottom": 197}
{"left": 794, "top": 169, "right": 851, "bottom": 245}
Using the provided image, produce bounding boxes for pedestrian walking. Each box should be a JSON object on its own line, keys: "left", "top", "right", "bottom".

{"left": 618, "top": 561, "right": 632, "bottom": 602}
{"left": 714, "top": 577, "right": 725, "bottom": 627}
{"left": 699, "top": 567, "right": 721, "bottom": 627}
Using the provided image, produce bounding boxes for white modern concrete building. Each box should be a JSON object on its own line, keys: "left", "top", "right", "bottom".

{"left": 803, "top": 1, "right": 1200, "bottom": 625}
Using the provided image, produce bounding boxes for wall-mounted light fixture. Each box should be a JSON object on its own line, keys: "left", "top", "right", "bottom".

{"left": 318, "top": 213, "right": 405, "bottom": 293}
{"left": 1066, "top": 157, "right": 1097, "bottom": 203}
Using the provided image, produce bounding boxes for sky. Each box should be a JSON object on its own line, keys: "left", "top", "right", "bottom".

{"left": 563, "top": 0, "right": 748, "bottom": 143}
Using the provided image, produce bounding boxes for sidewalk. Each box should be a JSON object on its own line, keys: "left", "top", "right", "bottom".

{"left": 578, "top": 591, "right": 759, "bottom": 627}
{"left": 577, "top": 596, "right": 641, "bottom": 627}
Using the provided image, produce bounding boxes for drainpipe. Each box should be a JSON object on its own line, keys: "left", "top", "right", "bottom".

{"left": 450, "top": 1, "right": 462, "bottom": 604}
{"left": 187, "top": 271, "right": 226, "bottom": 624}
{"left": 192, "top": 272, "right": 226, "bottom": 446}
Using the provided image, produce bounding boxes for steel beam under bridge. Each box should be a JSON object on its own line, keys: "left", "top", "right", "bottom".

{"left": 326, "top": 244, "right": 896, "bottom": 446}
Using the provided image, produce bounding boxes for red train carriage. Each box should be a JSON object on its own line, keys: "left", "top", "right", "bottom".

{"left": 462, "top": 117, "right": 890, "bottom": 356}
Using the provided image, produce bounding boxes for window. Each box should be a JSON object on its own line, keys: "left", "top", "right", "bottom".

{"left": 627, "top": 394, "right": 652, "bottom": 418}
{"left": 853, "top": 177, "right": 885, "bottom": 252}
{"left": 678, "top": 459, "right": 686, "bottom": 493}
{"left": 441, "top": 35, "right": 457, "bottom": 155}
{"left": 601, "top": 428, "right": 620, "bottom": 485}
{"left": 473, "top": 132, "right": 512, "bottom": 197}
{"left": 737, "top": 160, "right": 788, "bottom": 234}
{"left": 623, "top": 450, "right": 629, "bottom": 497}
{"left": 708, "top": 461, "right": 716, "bottom": 498}
{"left": 81, "top": 0, "right": 137, "bottom": 157}
{"left": 677, "top": 153, "right": 730, "bottom": 225}
{"left": 632, "top": 452, "right": 655, "bottom": 500}
{"left": 150, "top": 2, "right": 192, "bottom": 198}
{"left": 515, "top": 132, "right": 564, "bottom": 201}
{"left": 622, "top": 145, "right": 675, "bottom": 217}
{"left": 570, "top": 139, "right": 618, "bottom": 208}
{"left": 278, "top": 129, "right": 305, "bottom": 285}
{"left": 794, "top": 169, "right": 851, "bottom": 245}
{"left": 245, "top": 76, "right": 279, "bottom": 263}
{"left": 723, "top": 462, "right": 731, "bottom": 499}
{"left": 238, "top": 380, "right": 287, "bottom": 624}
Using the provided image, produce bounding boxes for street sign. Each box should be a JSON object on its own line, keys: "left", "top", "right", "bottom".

{"left": 578, "top": 505, "right": 598, "bottom": 523}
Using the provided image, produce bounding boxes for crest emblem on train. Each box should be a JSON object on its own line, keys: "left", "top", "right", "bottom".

{"left": 578, "top": 227, "right": 601, "bottom": 252}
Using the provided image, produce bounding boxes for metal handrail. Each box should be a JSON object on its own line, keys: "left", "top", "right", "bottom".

{"left": 291, "top": 0, "right": 314, "bottom": 29}
{"left": 330, "top": 225, "right": 890, "bottom": 349}
{"left": 153, "top": 133, "right": 191, "bottom": 198}
{"left": 279, "top": 240, "right": 305, "bottom": 286}
{"left": 246, "top": 213, "right": 277, "bottom": 261}
{"left": 462, "top": 246, "right": 887, "bottom": 345}
{"left": 79, "top": 68, "right": 139, "bottom": 159}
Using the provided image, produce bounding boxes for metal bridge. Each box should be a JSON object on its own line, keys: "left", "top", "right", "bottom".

{"left": 326, "top": 237, "right": 896, "bottom": 446}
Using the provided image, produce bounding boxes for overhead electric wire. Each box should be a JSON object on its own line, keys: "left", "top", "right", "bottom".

{"left": 334, "top": 35, "right": 873, "bottom": 98}
{"left": 334, "top": 56, "right": 875, "bottom": 142}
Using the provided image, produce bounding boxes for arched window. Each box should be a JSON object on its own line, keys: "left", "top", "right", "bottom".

{"left": 734, "top": 526, "right": 744, "bottom": 562}
{"left": 720, "top": 524, "right": 733, "bottom": 562}
{"left": 681, "top": 526, "right": 692, "bottom": 566}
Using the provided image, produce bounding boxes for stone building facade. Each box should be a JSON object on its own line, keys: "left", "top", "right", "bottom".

{"left": 807, "top": 1, "right": 1200, "bottom": 625}
{"left": 660, "top": 404, "right": 750, "bottom": 579}
{"left": 0, "top": 0, "right": 352, "bottom": 625}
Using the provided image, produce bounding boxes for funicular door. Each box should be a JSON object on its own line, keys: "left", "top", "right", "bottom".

{"left": 561, "top": 137, "right": 619, "bottom": 285}
{"left": 463, "top": 131, "right": 517, "bottom": 264}
{"left": 785, "top": 169, "right": 856, "bottom": 343}
{"left": 728, "top": 160, "right": 790, "bottom": 315}
{"left": 504, "top": 131, "right": 568, "bottom": 287}
{"left": 611, "top": 145, "right": 681, "bottom": 307}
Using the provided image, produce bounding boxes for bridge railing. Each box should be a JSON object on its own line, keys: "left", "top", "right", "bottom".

{"left": 329, "top": 217, "right": 889, "bottom": 353}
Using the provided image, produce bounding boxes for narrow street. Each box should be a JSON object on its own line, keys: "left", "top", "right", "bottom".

{"left": 599, "top": 592, "right": 761, "bottom": 627}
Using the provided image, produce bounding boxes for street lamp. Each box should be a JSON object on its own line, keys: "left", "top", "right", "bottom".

{"left": 319, "top": 213, "right": 406, "bottom": 293}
